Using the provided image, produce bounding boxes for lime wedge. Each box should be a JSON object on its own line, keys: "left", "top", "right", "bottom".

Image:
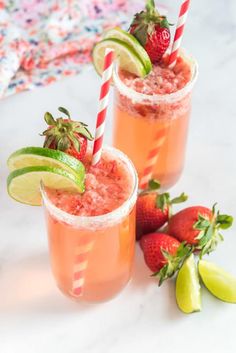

{"left": 176, "top": 254, "right": 201, "bottom": 313}
{"left": 93, "top": 38, "right": 147, "bottom": 77}
{"left": 198, "top": 260, "right": 236, "bottom": 303}
{"left": 103, "top": 27, "right": 152, "bottom": 74}
{"left": 7, "top": 166, "right": 84, "bottom": 206}
{"left": 7, "top": 147, "right": 85, "bottom": 177}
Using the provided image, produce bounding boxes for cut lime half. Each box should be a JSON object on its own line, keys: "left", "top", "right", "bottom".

{"left": 198, "top": 260, "right": 236, "bottom": 303}
{"left": 103, "top": 27, "right": 152, "bottom": 74}
{"left": 7, "top": 146, "right": 85, "bottom": 177}
{"left": 176, "top": 254, "right": 201, "bottom": 314}
{"left": 7, "top": 166, "right": 84, "bottom": 206}
{"left": 93, "top": 38, "right": 147, "bottom": 78}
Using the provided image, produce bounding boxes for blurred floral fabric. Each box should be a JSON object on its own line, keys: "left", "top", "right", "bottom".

{"left": 0, "top": 0, "right": 142, "bottom": 99}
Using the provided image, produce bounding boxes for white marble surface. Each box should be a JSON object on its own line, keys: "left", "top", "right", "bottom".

{"left": 1, "top": 0, "right": 236, "bottom": 352}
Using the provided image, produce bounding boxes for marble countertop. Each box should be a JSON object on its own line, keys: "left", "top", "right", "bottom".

{"left": 1, "top": 0, "right": 236, "bottom": 352}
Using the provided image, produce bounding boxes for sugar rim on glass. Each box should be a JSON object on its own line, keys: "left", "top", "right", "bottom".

{"left": 113, "top": 48, "right": 198, "bottom": 104}
{"left": 41, "top": 146, "right": 138, "bottom": 230}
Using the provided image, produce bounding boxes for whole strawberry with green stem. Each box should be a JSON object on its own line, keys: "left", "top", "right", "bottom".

{"left": 41, "top": 107, "right": 93, "bottom": 162}
{"left": 136, "top": 179, "right": 188, "bottom": 240}
{"left": 129, "top": 0, "right": 171, "bottom": 63}
{"left": 140, "top": 232, "right": 193, "bottom": 285}
{"left": 168, "top": 204, "right": 233, "bottom": 257}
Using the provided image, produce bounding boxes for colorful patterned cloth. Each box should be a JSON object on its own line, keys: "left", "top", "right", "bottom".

{"left": 0, "top": 0, "right": 143, "bottom": 99}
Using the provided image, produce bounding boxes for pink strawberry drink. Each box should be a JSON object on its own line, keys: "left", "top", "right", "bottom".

{"left": 113, "top": 52, "right": 198, "bottom": 189}
{"left": 42, "top": 146, "right": 138, "bottom": 302}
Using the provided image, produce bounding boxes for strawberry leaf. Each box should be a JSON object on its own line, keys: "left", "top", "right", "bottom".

{"left": 156, "top": 191, "right": 188, "bottom": 215}
{"left": 44, "top": 112, "right": 56, "bottom": 126}
{"left": 58, "top": 106, "right": 71, "bottom": 119}
{"left": 170, "top": 192, "right": 188, "bottom": 205}
{"left": 192, "top": 205, "right": 233, "bottom": 257}
{"left": 43, "top": 134, "right": 55, "bottom": 148}
{"left": 148, "top": 179, "right": 161, "bottom": 190}
{"left": 132, "top": 23, "right": 149, "bottom": 46}
{"left": 57, "top": 136, "right": 70, "bottom": 151}
{"left": 152, "top": 242, "right": 193, "bottom": 286}
{"left": 216, "top": 214, "right": 233, "bottom": 229}
{"left": 198, "top": 222, "right": 214, "bottom": 247}
{"left": 69, "top": 133, "right": 80, "bottom": 152}
{"left": 75, "top": 125, "right": 93, "bottom": 141}
{"left": 156, "top": 192, "right": 170, "bottom": 211}
{"left": 194, "top": 215, "right": 211, "bottom": 231}
{"left": 160, "top": 17, "right": 170, "bottom": 29}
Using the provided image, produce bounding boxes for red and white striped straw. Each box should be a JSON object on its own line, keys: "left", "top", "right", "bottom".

{"left": 139, "top": 127, "right": 168, "bottom": 190}
{"left": 71, "top": 48, "right": 114, "bottom": 297}
{"left": 72, "top": 237, "right": 94, "bottom": 297}
{"left": 92, "top": 48, "right": 114, "bottom": 165}
{"left": 168, "top": 0, "right": 190, "bottom": 68}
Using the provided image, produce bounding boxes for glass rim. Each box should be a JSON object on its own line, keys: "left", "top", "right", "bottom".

{"left": 41, "top": 145, "right": 138, "bottom": 229}
{"left": 113, "top": 48, "right": 198, "bottom": 104}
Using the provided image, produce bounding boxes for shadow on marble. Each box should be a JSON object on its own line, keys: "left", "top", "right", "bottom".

{"left": 164, "top": 279, "right": 187, "bottom": 320}
{"left": 130, "top": 244, "right": 193, "bottom": 320}
{"left": 0, "top": 252, "right": 93, "bottom": 315}
{"left": 129, "top": 244, "right": 153, "bottom": 290}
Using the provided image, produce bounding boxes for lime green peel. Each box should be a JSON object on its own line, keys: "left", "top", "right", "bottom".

{"left": 7, "top": 146, "right": 85, "bottom": 176}
{"left": 176, "top": 254, "right": 201, "bottom": 314}
{"left": 93, "top": 38, "right": 147, "bottom": 77}
{"left": 7, "top": 165, "right": 84, "bottom": 206}
{"left": 102, "top": 27, "right": 152, "bottom": 74}
{"left": 199, "top": 260, "right": 236, "bottom": 303}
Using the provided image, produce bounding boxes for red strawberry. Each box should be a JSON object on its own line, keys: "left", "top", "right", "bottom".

{"left": 168, "top": 205, "right": 233, "bottom": 256}
{"left": 136, "top": 179, "right": 188, "bottom": 240}
{"left": 129, "top": 0, "right": 171, "bottom": 63}
{"left": 41, "top": 107, "right": 93, "bottom": 161}
{"left": 140, "top": 232, "right": 192, "bottom": 285}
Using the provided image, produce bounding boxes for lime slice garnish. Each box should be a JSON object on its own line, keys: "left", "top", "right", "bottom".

{"left": 7, "top": 147, "right": 85, "bottom": 177}
{"left": 103, "top": 27, "right": 152, "bottom": 74}
{"left": 198, "top": 260, "right": 236, "bottom": 303}
{"left": 93, "top": 38, "right": 147, "bottom": 77}
{"left": 7, "top": 166, "right": 85, "bottom": 206}
{"left": 176, "top": 254, "right": 201, "bottom": 313}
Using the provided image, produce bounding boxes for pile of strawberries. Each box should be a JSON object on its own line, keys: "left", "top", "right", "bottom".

{"left": 137, "top": 180, "right": 233, "bottom": 285}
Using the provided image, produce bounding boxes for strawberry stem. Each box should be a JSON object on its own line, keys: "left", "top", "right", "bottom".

{"left": 146, "top": 0, "right": 156, "bottom": 15}
{"left": 152, "top": 242, "right": 193, "bottom": 286}
{"left": 194, "top": 205, "right": 233, "bottom": 257}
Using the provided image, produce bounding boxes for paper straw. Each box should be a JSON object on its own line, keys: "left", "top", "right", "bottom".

{"left": 72, "top": 237, "right": 94, "bottom": 297}
{"left": 168, "top": 0, "right": 190, "bottom": 68}
{"left": 92, "top": 48, "right": 114, "bottom": 165}
{"left": 71, "top": 48, "right": 114, "bottom": 297}
{"left": 139, "top": 127, "right": 168, "bottom": 190}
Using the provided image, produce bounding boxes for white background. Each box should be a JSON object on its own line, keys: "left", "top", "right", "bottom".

{"left": 1, "top": 0, "right": 236, "bottom": 352}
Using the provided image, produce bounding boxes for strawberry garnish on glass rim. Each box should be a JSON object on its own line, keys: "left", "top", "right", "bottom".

{"left": 41, "top": 107, "right": 93, "bottom": 162}
{"left": 129, "top": 0, "right": 171, "bottom": 63}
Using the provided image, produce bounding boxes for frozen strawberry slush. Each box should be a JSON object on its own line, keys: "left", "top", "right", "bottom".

{"left": 119, "top": 55, "right": 191, "bottom": 97}
{"left": 46, "top": 151, "right": 133, "bottom": 216}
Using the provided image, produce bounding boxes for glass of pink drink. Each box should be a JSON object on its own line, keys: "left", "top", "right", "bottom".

{"left": 113, "top": 51, "right": 198, "bottom": 189}
{"left": 41, "top": 146, "right": 138, "bottom": 303}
